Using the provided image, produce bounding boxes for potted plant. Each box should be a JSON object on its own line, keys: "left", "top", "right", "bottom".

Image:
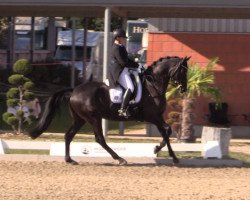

{"left": 202, "top": 102, "right": 231, "bottom": 156}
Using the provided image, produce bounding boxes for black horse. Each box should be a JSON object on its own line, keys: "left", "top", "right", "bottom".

{"left": 29, "top": 56, "right": 190, "bottom": 165}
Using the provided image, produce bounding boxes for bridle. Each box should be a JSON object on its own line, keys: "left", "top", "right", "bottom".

{"left": 169, "top": 59, "right": 188, "bottom": 88}
{"left": 145, "top": 58, "right": 187, "bottom": 97}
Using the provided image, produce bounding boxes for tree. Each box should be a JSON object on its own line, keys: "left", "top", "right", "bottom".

{"left": 67, "top": 16, "right": 124, "bottom": 31}
{"left": 166, "top": 57, "right": 222, "bottom": 142}
{"left": 0, "top": 17, "right": 8, "bottom": 48}
{"left": 2, "top": 59, "right": 36, "bottom": 134}
{"left": 83, "top": 17, "right": 124, "bottom": 31}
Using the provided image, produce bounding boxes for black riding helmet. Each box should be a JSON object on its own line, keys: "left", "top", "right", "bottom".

{"left": 113, "top": 28, "right": 127, "bottom": 39}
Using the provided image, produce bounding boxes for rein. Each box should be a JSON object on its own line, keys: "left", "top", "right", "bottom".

{"left": 145, "top": 75, "right": 165, "bottom": 98}
{"left": 169, "top": 60, "right": 186, "bottom": 82}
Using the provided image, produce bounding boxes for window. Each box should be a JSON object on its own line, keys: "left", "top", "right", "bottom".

{"left": 55, "top": 46, "right": 92, "bottom": 61}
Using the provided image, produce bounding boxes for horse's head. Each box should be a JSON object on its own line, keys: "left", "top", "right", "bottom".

{"left": 146, "top": 56, "right": 190, "bottom": 95}
{"left": 168, "top": 56, "right": 190, "bottom": 93}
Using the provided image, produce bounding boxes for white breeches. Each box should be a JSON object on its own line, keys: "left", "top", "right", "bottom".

{"left": 118, "top": 68, "right": 134, "bottom": 93}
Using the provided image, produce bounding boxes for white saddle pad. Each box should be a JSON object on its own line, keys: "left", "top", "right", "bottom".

{"left": 108, "top": 70, "right": 142, "bottom": 104}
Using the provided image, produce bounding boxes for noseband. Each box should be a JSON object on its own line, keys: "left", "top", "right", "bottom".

{"left": 169, "top": 59, "right": 187, "bottom": 87}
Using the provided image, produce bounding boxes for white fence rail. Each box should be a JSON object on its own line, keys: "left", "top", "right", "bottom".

{"left": 1, "top": 140, "right": 51, "bottom": 150}
{"left": 0, "top": 139, "right": 222, "bottom": 158}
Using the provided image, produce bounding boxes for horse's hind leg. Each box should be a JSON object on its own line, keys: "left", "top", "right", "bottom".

{"left": 65, "top": 117, "right": 85, "bottom": 165}
{"left": 155, "top": 122, "right": 179, "bottom": 164}
{"left": 91, "top": 118, "right": 127, "bottom": 165}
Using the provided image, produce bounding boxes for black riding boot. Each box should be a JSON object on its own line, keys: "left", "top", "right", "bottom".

{"left": 118, "top": 89, "right": 132, "bottom": 118}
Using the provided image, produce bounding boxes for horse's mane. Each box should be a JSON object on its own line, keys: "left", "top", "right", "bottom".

{"left": 145, "top": 56, "right": 180, "bottom": 74}
{"left": 148, "top": 56, "right": 180, "bottom": 68}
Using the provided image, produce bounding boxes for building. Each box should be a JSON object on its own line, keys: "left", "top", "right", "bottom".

{"left": 147, "top": 18, "right": 250, "bottom": 136}
{"left": 0, "top": 17, "right": 66, "bottom": 70}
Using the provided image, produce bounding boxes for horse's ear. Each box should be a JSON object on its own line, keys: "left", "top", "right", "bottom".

{"left": 185, "top": 56, "right": 191, "bottom": 61}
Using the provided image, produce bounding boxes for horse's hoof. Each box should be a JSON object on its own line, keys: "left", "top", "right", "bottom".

{"left": 154, "top": 145, "right": 161, "bottom": 154}
{"left": 70, "top": 160, "right": 79, "bottom": 165}
{"left": 173, "top": 158, "right": 179, "bottom": 164}
{"left": 118, "top": 158, "right": 127, "bottom": 166}
{"left": 65, "top": 159, "right": 79, "bottom": 165}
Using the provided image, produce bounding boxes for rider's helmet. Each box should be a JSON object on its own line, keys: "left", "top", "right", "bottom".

{"left": 113, "top": 28, "right": 127, "bottom": 39}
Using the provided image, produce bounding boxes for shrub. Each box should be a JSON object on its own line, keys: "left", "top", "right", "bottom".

{"left": 166, "top": 98, "right": 183, "bottom": 141}
{"left": 13, "top": 59, "right": 32, "bottom": 75}
{"left": 2, "top": 59, "right": 37, "bottom": 134}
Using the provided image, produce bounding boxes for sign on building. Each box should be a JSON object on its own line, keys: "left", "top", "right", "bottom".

{"left": 126, "top": 20, "right": 148, "bottom": 54}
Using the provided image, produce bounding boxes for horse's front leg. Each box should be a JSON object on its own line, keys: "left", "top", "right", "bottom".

{"left": 155, "top": 121, "right": 179, "bottom": 164}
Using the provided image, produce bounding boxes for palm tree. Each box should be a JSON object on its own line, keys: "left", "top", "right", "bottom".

{"left": 166, "top": 57, "right": 221, "bottom": 142}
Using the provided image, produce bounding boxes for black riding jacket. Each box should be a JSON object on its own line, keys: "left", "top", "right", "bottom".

{"left": 109, "top": 43, "right": 138, "bottom": 87}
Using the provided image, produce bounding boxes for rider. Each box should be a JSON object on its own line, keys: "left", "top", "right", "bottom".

{"left": 109, "top": 28, "right": 139, "bottom": 117}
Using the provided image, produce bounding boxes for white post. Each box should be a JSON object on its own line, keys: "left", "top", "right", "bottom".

{"left": 30, "top": 17, "right": 35, "bottom": 63}
{"left": 71, "top": 17, "right": 76, "bottom": 88}
{"left": 102, "top": 7, "right": 111, "bottom": 137}
{"left": 83, "top": 18, "right": 88, "bottom": 83}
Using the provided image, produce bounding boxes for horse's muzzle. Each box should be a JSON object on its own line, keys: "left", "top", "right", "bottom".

{"left": 180, "top": 86, "right": 187, "bottom": 93}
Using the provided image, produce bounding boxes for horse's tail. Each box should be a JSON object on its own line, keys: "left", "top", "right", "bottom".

{"left": 28, "top": 88, "right": 73, "bottom": 139}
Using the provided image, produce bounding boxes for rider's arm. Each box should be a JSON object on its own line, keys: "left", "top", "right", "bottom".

{"left": 113, "top": 45, "right": 139, "bottom": 68}
{"left": 113, "top": 45, "right": 128, "bottom": 67}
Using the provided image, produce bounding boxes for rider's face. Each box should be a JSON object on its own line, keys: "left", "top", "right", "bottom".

{"left": 116, "top": 37, "right": 126, "bottom": 45}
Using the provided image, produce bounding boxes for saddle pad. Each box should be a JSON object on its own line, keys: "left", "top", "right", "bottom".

{"left": 109, "top": 87, "right": 123, "bottom": 103}
{"left": 109, "top": 70, "right": 142, "bottom": 104}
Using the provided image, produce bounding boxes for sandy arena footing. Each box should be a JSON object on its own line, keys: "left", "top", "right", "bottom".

{"left": 0, "top": 154, "right": 243, "bottom": 167}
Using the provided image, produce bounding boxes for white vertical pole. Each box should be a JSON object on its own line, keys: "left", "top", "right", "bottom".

{"left": 71, "top": 17, "right": 76, "bottom": 88}
{"left": 10, "top": 17, "right": 15, "bottom": 66}
{"left": 30, "top": 17, "right": 35, "bottom": 63}
{"left": 83, "top": 18, "right": 88, "bottom": 83}
{"left": 102, "top": 7, "right": 111, "bottom": 137}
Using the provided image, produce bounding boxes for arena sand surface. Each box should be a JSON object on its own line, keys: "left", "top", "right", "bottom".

{"left": 0, "top": 161, "right": 249, "bottom": 200}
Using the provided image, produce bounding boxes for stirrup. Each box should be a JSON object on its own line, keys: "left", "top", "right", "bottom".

{"left": 118, "top": 109, "right": 130, "bottom": 118}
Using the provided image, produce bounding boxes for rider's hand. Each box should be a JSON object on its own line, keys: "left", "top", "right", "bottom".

{"left": 138, "top": 63, "right": 145, "bottom": 74}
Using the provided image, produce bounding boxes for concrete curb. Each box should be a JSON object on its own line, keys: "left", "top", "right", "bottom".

{"left": 0, "top": 154, "right": 244, "bottom": 167}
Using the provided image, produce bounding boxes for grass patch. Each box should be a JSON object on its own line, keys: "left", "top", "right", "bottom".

{"left": 157, "top": 151, "right": 202, "bottom": 159}
{"left": 158, "top": 151, "right": 250, "bottom": 164}
{"left": 5, "top": 149, "right": 49, "bottom": 155}
{"left": 227, "top": 152, "right": 250, "bottom": 164}
{"left": 230, "top": 142, "right": 250, "bottom": 146}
